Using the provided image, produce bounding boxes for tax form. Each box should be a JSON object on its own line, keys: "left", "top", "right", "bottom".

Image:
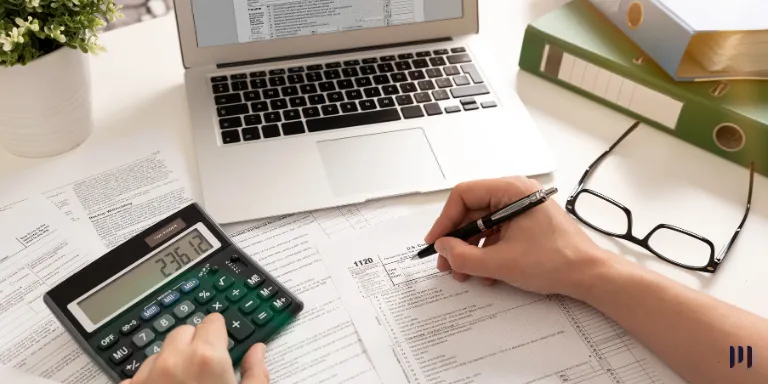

{"left": 320, "top": 208, "right": 687, "bottom": 384}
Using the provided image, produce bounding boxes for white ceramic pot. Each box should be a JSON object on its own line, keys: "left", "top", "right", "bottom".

{"left": 0, "top": 46, "right": 93, "bottom": 158}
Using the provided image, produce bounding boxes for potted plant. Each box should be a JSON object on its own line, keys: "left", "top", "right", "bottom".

{"left": 0, "top": 0, "right": 122, "bottom": 158}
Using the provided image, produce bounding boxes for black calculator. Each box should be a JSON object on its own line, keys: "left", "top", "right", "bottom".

{"left": 44, "top": 203, "right": 303, "bottom": 382}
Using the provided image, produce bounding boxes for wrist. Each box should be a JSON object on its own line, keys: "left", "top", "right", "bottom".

{"left": 563, "top": 248, "right": 636, "bottom": 304}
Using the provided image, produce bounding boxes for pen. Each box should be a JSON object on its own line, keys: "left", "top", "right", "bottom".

{"left": 412, "top": 187, "right": 558, "bottom": 260}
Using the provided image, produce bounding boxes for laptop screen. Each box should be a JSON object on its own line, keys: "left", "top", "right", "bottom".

{"left": 191, "top": 0, "right": 465, "bottom": 48}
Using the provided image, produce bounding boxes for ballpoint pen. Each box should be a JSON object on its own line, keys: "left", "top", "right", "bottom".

{"left": 412, "top": 187, "right": 558, "bottom": 260}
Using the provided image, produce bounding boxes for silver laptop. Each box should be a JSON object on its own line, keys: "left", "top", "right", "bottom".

{"left": 176, "top": 0, "right": 556, "bottom": 224}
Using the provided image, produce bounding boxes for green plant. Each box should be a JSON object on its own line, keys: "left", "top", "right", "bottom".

{"left": 0, "top": 0, "right": 122, "bottom": 67}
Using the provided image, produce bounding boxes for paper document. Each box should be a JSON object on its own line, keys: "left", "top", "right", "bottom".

{"left": 0, "top": 366, "right": 61, "bottom": 384}
{"left": 320, "top": 208, "right": 686, "bottom": 384}
{"left": 0, "top": 131, "right": 199, "bottom": 250}
{"left": 0, "top": 197, "right": 109, "bottom": 383}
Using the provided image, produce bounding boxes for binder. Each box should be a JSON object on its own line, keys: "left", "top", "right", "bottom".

{"left": 588, "top": 0, "right": 768, "bottom": 82}
{"left": 519, "top": 0, "right": 768, "bottom": 177}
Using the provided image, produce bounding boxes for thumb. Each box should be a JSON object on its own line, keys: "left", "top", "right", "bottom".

{"left": 241, "top": 343, "right": 270, "bottom": 384}
{"left": 435, "top": 237, "right": 498, "bottom": 278}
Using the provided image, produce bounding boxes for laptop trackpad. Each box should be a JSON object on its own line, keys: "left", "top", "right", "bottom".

{"left": 317, "top": 129, "right": 445, "bottom": 197}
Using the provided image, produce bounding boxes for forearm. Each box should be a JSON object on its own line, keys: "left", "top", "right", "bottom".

{"left": 573, "top": 252, "right": 768, "bottom": 384}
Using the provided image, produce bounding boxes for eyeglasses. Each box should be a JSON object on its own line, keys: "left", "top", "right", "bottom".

{"left": 565, "top": 121, "right": 754, "bottom": 273}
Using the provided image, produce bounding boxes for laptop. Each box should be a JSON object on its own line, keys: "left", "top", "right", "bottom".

{"left": 176, "top": 0, "right": 556, "bottom": 224}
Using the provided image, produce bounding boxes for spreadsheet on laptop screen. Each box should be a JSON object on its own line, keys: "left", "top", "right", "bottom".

{"left": 191, "top": 0, "right": 465, "bottom": 48}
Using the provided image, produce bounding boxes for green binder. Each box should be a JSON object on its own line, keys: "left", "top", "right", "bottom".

{"left": 519, "top": 0, "right": 768, "bottom": 177}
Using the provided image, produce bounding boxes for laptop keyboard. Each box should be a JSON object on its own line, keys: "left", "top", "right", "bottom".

{"left": 210, "top": 47, "right": 498, "bottom": 145}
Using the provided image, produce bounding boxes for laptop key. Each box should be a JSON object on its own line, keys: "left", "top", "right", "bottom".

{"left": 408, "top": 70, "right": 426, "bottom": 81}
{"left": 380, "top": 55, "right": 396, "bottom": 62}
{"left": 343, "top": 60, "right": 361, "bottom": 67}
{"left": 429, "top": 57, "right": 448, "bottom": 67}
{"left": 262, "top": 124, "right": 281, "bottom": 139}
{"left": 395, "top": 61, "right": 412, "bottom": 71}
{"left": 447, "top": 54, "right": 472, "bottom": 64}
{"left": 345, "top": 89, "right": 363, "bottom": 100}
{"left": 337, "top": 79, "right": 355, "bottom": 90}
{"left": 219, "top": 117, "right": 242, "bottom": 130}
{"left": 432, "top": 89, "right": 450, "bottom": 101}
{"left": 451, "top": 84, "right": 490, "bottom": 99}
{"left": 264, "top": 112, "right": 282, "bottom": 123}
{"left": 212, "top": 83, "right": 230, "bottom": 94}
{"left": 453, "top": 75, "right": 471, "bottom": 87}
{"left": 377, "top": 63, "right": 395, "bottom": 73}
{"left": 211, "top": 76, "right": 228, "bottom": 83}
{"left": 342, "top": 67, "right": 360, "bottom": 78}
{"left": 362, "top": 58, "right": 378, "bottom": 64}
{"left": 289, "top": 96, "right": 308, "bottom": 108}
{"left": 232, "top": 81, "right": 248, "bottom": 92}
{"left": 242, "top": 127, "right": 261, "bottom": 141}
{"left": 325, "top": 62, "right": 342, "bottom": 69}
{"left": 321, "top": 104, "right": 340, "bottom": 116}
{"left": 217, "top": 104, "right": 249, "bottom": 118}
{"left": 414, "top": 92, "right": 432, "bottom": 103}
{"left": 319, "top": 81, "right": 336, "bottom": 92}
{"left": 460, "top": 98, "right": 476, "bottom": 105}
{"left": 355, "top": 77, "right": 373, "bottom": 88}
{"left": 287, "top": 74, "right": 305, "bottom": 85}
{"left": 323, "top": 69, "right": 341, "bottom": 80}
{"left": 263, "top": 88, "right": 280, "bottom": 99}
{"left": 305, "top": 108, "right": 402, "bottom": 133}
{"left": 451, "top": 47, "right": 467, "bottom": 53}
{"left": 416, "top": 51, "right": 432, "bottom": 58}
{"left": 433, "top": 49, "right": 449, "bottom": 55}
{"left": 360, "top": 65, "right": 377, "bottom": 76}
{"left": 396, "top": 94, "right": 414, "bottom": 106}
{"left": 215, "top": 93, "right": 243, "bottom": 106}
{"left": 244, "top": 114, "right": 263, "bottom": 126}
{"left": 306, "top": 64, "right": 323, "bottom": 71}
{"left": 281, "top": 86, "right": 299, "bottom": 97}
{"left": 251, "top": 101, "right": 269, "bottom": 113}
{"left": 464, "top": 103, "right": 480, "bottom": 111}
{"left": 250, "top": 71, "right": 267, "bottom": 78}
{"left": 282, "top": 121, "right": 306, "bottom": 136}
{"left": 308, "top": 94, "right": 326, "bottom": 106}
{"left": 300, "top": 84, "right": 319, "bottom": 94}
{"left": 400, "top": 82, "right": 417, "bottom": 93}
{"left": 397, "top": 53, "right": 414, "bottom": 60}
{"left": 424, "top": 103, "right": 443, "bottom": 116}
{"left": 401, "top": 105, "right": 424, "bottom": 119}
{"left": 341, "top": 102, "right": 359, "bottom": 114}
{"left": 359, "top": 99, "right": 377, "bottom": 111}
{"left": 306, "top": 72, "right": 323, "bottom": 82}
{"left": 391, "top": 73, "right": 408, "bottom": 83}
{"left": 461, "top": 64, "right": 484, "bottom": 84}
{"left": 412, "top": 59, "right": 430, "bottom": 69}
{"left": 269, "top": 76, "right": 287, "bottom": 87}
{"left": 327, "top": 92, "right": 344, "bottom": 103}
{"left": 436, "top": 78, "right": 454, "bottom": 89}
{"left": 270, "top": 99, "right": 288, "bottom": 110}
{"left": 288, "top": 66, "right": 305, "bottom": 74}
{"left": 250, "top": 78, "right": 267, "bottom": 89}
{"left": 243, "top": 91, "right": 261, "bottom": 102}
{"left": 230, "top": 73, "right": 248, "bottom": 81}
{"left": 364, "top": 87, "right": 382, "bottom": 98}
{"left": 377, "top": 97, "right": 396, "bottom": 109}
{"left": 482, "top": 101, "right": 498, "bottom": 109}
{"left": 282, "top": 109, "right": 302, "bottom": 121}
{"left": 221, "top": 130, "right": 241, "bottom": 144}
{"left": 443, "top": 66, "right": 460, "bottom": 76}
{"left": 382, "top": 85, "right": 400, "bottom": 96}
{"left": 269, "top": 69, "right": 286, "bottom": 76}
{"left": 426, "top": 68, "right": 443, "bottom": 79}
{"left": 418, "top": 80, "right": 436, "bottom": 91}
{"left": 373, "top": 75, "right": 390, "bottom": 85}
{"left": 445, "top": 105, "right": 461, "bottom": 113}
{"left": 302, "top": 107, "right": 321, "bottom": 119}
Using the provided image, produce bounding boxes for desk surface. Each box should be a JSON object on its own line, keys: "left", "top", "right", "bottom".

{"left": 1, "top": 0, "right": 766, "bottom": 317}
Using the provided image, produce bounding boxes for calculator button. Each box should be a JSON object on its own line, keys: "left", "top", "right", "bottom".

{"left": 226, "top": 286, "right": 246, "bottom": 302}
{"left": 132, "top": 329, "right": 155, "bottom": 348}
{"left": 109, "top": 345, "right": 132, "bottom": 364}
{"left": 257, "top": 284, "right": 278, "bottom": 300}
{"left": 121, "top": 355, "right": 143, "bottom": 378}
{"left": 145, "top": 341, "right": 163, "bottom": 357}
{"left": 239, "top": 296, "right": 260, "bottom": 314}
{"left": 180, "top": 278, "right": 200, "bottom": 293}
{"left": 173, "top": 300, "right": 196, "bottom": 319}
{"left": 194, "top": 288, "right": 215, "bottom": 304}
{"left": 187, "top": 312, "right": 206, "bottom": 327}
{"left": 214, "top": 275, "right": 235, "bottom": 291}
{"left": 153, "top": 315, "right": 176, "bottom": 333}
{"left": 97, "top": 333, "right": 119, "bottom": 350}
{"left": 119, "top": 319, "right": 140, "bottom": 335}
{"left": 160, "top": 291, "right": 181, "bottom": 307}
{"left": 207, "top": 299, "right": 229, "bottom": 314}
{"left": 224, "top": 310, "right": 255, "bottom": 341}
{"left": 228, "top": 338, "right": 234, "bottom": 350}
{"left": 253, "top": 309, "right": 273, "bottom": 326}
{"left": 246, "top": 273, "right": 265, "bottom": 288}
{"left": 140, "top": 304, "right": 161, "bottom": 321}
{"left": 270, "top": 295, "right": 292, "bottom": 312}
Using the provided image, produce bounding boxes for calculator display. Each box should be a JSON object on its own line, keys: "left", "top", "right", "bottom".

{"left": 78, "top": 229, "right": 213, "bottom": 324}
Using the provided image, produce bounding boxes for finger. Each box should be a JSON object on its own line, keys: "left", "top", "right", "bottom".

{"left": 120, "top": 380, "right": 131, "bottom": 384}
{"left": 434, "top": 237, "right": 502, "bottom": 279}
{"left": 130, "top": 354, "right": 158, "bottom": 383}
{"left": 425, "top": 179, "right": 539, "bottom": 243}
{"left": 480, "top": 231, "right": 502, "bottom": 249}
{"left": 161, "top": 324, "right": 196, "bottom": 353}
{"left": 193, "top": 312, "right": 229, "bottom": 349}
{"left": 452, "top": 271, "right": 469, "bottom": 282}
{"left": 436, "top": 255, "right": 451, "bottom": 272}
{"left": 241, "top": 343, "right": 270, "bottom": 384}
{"left": 481, "top": 278, "right": 497, "bottom": 286}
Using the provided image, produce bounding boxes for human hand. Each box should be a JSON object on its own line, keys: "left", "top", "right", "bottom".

{"left": 121, "top": 313, "right": 269, "bottom": 384}
{"left": 425, "top": 177, "right": 616, "bottom": 299}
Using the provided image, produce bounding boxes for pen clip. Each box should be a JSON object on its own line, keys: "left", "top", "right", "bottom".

{"left": 489, "top": 188, "right": 556, "bottom": 221}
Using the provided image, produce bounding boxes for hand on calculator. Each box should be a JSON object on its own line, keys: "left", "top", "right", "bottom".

{"left": 120, "top": 313, "right": 270, "bottom": 384}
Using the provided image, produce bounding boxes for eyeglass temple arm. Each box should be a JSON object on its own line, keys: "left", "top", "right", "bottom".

{"left": 716, "top": 162, "right": 755, "bottom": 263}
{"left": 571, "top": 121, "right": 642, "bottom": 196}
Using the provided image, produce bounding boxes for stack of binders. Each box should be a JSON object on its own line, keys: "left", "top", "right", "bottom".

{"left": 519, "top": 0, "right": 768, "bottom": 177}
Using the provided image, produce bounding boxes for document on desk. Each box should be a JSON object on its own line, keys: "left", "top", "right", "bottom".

{"left": 0, "top": 196, "right": 109, "bottom": 383}
{"left": 0, "top": 131, "right": 198, "bottom": 250}
{"left": 320, "top": 208, "right": 686, "bottom": 384}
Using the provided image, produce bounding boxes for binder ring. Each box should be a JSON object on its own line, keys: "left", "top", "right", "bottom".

{"left": 626, "top": 2, "right": 644, "bottom": 29}
{"left": 713, "top": 123, "right": 746, "bottom": 152}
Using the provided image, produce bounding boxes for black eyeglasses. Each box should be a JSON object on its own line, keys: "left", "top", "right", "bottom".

{"left": 565, "top": 121, "right": 754, "bottom": 273}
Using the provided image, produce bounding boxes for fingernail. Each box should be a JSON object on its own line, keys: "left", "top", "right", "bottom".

{"left": 258, "top": 343, "right": 266, "bottom": 355}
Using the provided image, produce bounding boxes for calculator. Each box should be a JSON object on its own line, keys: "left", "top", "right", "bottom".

{"left": 43, "top": 203, "right": 303, "bottom": 382}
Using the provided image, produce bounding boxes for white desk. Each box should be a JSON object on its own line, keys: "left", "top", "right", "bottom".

{"left": 1, "top": 0, "right": 766, "bottom": 319}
